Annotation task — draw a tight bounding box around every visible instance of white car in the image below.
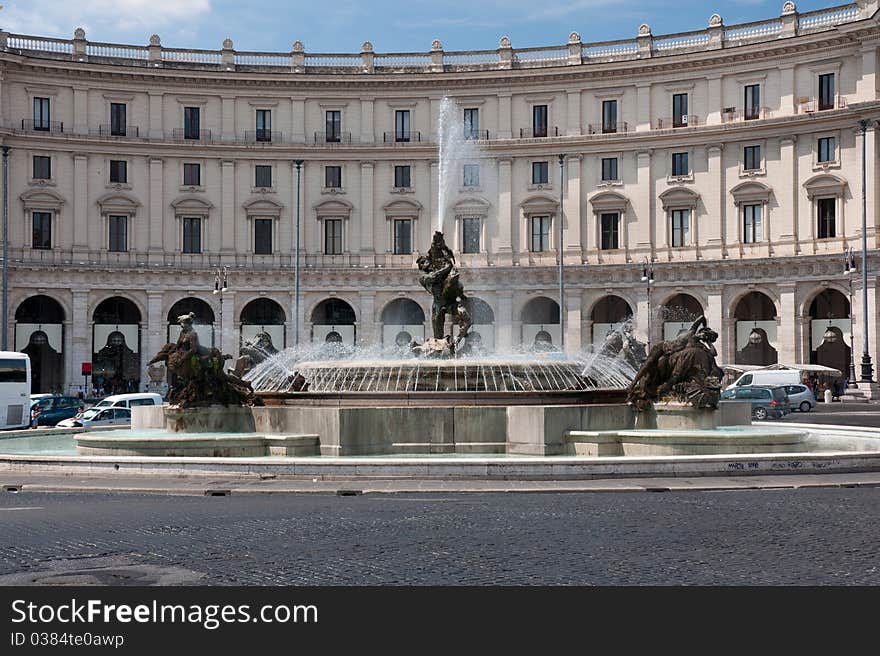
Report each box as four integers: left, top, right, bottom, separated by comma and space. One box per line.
783, 384, 816, 412
57, 406, 131, 429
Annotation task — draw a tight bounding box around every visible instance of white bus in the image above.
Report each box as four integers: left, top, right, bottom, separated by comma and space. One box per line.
0, 352, 31, 429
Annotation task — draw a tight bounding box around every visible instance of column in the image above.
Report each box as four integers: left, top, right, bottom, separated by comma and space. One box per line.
145, 291, 164, 388
148, 92, 163, 139
706, 285, 725, 362
360, 98, 374, 144
358, 291, 377, 345
70, 290, 90, 395
566, 90, 581, 136
497, 93, 512, 140
634, 286, 651, 347
221, 160, 235, 254
704, 144, 724, 258
706, 75, 722, 126
73, 154, 88, 254
778, 283, 797, 364
221, 95, 235, 141
778, 136, 798, 250
564, 290, 582, 354
221, 292, 236, 369
291, 98, 305, 143
147, 157, 166, 259
496, 290, 513, 351
73, 86, 88, 134
633, 150, 653, 251
496, 158, 513, 264
564, 154, 582, 264
635, 83, 651, 132
359, 162, 375, 264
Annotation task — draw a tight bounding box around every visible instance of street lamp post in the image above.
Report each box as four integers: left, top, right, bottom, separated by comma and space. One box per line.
845, 247, 858, 388
212, 265, 228, 351
294, 160, 304, 347
641, 257, 654, 351
858, 120, 875, 383
558, 154, 565, 351
2, 145, 9, 351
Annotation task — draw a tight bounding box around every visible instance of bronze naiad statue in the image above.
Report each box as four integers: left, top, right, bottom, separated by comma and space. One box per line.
232, 331, 279, 379
148, 312, 259, 407
413, 231, 472, 357
626, 316, 724, 411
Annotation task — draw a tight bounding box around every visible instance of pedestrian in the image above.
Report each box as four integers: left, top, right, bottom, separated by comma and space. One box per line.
30, 404, 41, 429
832, 379, 841, 402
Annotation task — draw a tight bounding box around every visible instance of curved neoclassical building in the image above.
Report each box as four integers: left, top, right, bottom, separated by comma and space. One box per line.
3, 1, 880, 394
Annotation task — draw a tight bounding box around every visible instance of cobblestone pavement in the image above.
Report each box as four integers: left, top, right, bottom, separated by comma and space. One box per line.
0, 489, 878, 585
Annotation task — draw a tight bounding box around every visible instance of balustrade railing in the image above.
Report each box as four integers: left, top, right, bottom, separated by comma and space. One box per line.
96, 124, 140, 137
314, 131, 352, 144
244, 129, 283, 143
655, 116, 700, 129
21, 119, 64, 133
519, 126, 559, 138
383, 131, 421, 143
588, 122, 629, 135
170, 128, 213, 141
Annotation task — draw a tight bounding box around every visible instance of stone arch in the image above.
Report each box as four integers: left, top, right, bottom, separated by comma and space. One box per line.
91, 295, 143, 394
380, 297, 426, 347
659, 292, 705, 342
732, 291, 778, 366
806, 287, 851, 379
167, 297, 215, 325
520, 296, 560, 349
588, 295, 633, 347
241, 297, 287, 349
15, 295, 66, 393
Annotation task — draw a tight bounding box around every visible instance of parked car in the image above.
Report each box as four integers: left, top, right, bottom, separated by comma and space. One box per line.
719, 385, 790, 420
783, 384, 815, 413
90, 392, 163, 410
727, 369, 803, 390
57, 406, 131, 429
29, 394, 82, 426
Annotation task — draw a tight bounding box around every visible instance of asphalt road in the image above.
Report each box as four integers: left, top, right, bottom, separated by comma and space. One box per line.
781, 401, 880, 427
0, 489, 878, 585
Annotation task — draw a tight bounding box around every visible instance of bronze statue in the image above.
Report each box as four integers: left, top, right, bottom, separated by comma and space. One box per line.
232, 330, 278, 378
148, 312, 258, 407
626, 316, 724, 411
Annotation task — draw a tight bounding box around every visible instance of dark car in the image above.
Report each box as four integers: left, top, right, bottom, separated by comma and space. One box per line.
29, 395, 82, 426
719, 385, 790, 420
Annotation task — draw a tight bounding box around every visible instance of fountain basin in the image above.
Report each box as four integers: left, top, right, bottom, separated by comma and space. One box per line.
76, 429, 319, 457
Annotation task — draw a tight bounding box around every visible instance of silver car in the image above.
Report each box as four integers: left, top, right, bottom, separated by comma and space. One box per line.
784, 384, 815, 413
57, 406, 131, 429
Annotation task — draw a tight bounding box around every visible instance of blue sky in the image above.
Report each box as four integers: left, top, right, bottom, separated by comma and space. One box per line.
0, 0, 844, 52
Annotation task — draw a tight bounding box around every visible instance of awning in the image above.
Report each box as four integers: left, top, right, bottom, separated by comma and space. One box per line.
719, 363, 843, 376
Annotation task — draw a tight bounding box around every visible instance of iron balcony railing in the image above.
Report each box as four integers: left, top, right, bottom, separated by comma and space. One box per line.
383, 131, 421, 143
463, 129, 489, 140
721, 107, 770, 122
655, 115, 700, 129
171, 128, 213, 141
519, 126, 559, 138
97, 124, 140, 137
314, 131, 352, 144
588, 121, 629, 134
21, 119, 64, 133
245, 129, 283, 143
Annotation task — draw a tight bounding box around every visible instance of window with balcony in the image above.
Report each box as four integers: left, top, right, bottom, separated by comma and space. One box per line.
394, 165, 411, 189
462, 217, 481, 253
743, 145, 761, 171
33, 156, 51, 180
254, 218, 272, 255
255, 165, 272, 188
33, 97, 50, 131
108, 215, 128, 252
183, 163, 201, 186
744, 85, 760, 120
531, 161, 549, 185
672, 93, 688, 127
464, 108, 479, 139
183, 107, 201, 139
324, 218, 343, 254
602, 100, 618, 133
532, 105, 548, 137
529, 215, 551, 252
817, 198, 836, 238
743, 204, 762, 243
109, 160, 127, 184
110, 103, 127, 136
325, 110, 341, 143
819, 73, 835, 111
256, 109, 272, 142
671, 152, 688, 177
395, 110, 411, 142
393, 219, 412, 255
463, 164, 480, 187
818, 137, 836, 163
671, 209, 689, 247
325, 166, 342, 189
32, 212, 51, 250
600, 213, 619, 250
601, 157, 618, 182
182, 217, 202, 253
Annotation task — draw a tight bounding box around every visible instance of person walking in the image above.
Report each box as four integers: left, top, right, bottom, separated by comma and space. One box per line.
30, 404, 41, 429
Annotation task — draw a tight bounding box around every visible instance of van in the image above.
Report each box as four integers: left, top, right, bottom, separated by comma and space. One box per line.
90, 392, 164, 410
727, 369, 803, 390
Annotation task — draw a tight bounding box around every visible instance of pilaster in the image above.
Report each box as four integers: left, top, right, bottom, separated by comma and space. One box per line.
72, 86, 89, 135
566, 90, 581, 136
145, 291, 164, 387
563, 154, 582, 263
778, 282, 798, 364
148, 157, 164, 258
496, 158, 513, 264
148, 92, 163, 139
495, 290, 513, 351
73, 154, 88, 253
221, 160, 235, 254
497, 93, 511, 140
359, 162, 375, 262
70, 290, 90, 396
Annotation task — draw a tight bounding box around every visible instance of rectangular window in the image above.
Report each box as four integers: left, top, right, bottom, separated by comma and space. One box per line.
602, 100, 617, 133
743, 204, 762, 243
743, 145, 761, 171
671, 209, 689, 247
818, 137, 836, 163
32, 212, 51, 250
532, 105, 548, 137
184, 107, 200, 139
109, 160, 127, 184
817, 198, 836, 238
325, 165, 342, 189
464, 108, 479, 139
110, 103, 127, 135
108, 215, 128, 252
324, 219, 343, 254
254, 218, 273, 255
255, 109, 271, 141
462, 217, 481, 254
325, 110, 341, 142
33, 97, 50, 130
395, 110, 411, 141
463, 164, 480, 187
601, 157, 618, 182
182, 217, 202, 253
819, 73, 835, 111
532, 161, 549, 185
600, 213, 619, 250
33, 156, 51, 180
529, 216, 551, 252
393, 219, 412, 255
255, 165, 272, 188
671, 152, 688, 177
744, 85, 760, 120
394, 165, 411, 189
673, 93, 688, 127
183, 163, 201, 186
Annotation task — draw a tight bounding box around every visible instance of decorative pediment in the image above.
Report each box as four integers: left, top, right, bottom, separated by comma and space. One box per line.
96, 192, 141, 216
520, 193, 558, 215
453, 195, 491, 217
20, 188, 65, 211
588, 191, 629, 213
730, 181, 772, 205
170, 195, 213, 216
382, 198, 423, 217
803, 173, 847, 199
314, 199, 353, 216
242, 197, 284, 217
659, 186, 700, 211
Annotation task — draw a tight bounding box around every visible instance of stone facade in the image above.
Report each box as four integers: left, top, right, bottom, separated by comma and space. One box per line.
3, 2, 880, 393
